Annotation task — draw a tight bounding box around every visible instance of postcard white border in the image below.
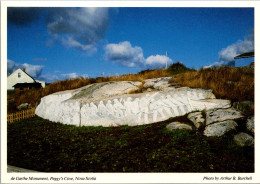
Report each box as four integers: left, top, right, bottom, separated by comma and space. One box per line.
1, 1, 259, 183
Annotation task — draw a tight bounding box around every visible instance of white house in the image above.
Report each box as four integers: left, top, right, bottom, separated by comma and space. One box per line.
7, 68, 45, 90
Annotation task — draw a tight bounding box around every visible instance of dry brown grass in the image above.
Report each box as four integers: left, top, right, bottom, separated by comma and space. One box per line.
9, 63, 254, 113
172, 66, 254, 102
10, 69, 171, 111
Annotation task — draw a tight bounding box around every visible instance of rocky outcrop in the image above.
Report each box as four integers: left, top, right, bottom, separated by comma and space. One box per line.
203, 120, 238, 137
166, 122, 192, 131
36, 78, 231, 127
17, 103, 31, 110
246, 116, 254, 134
206, 108, 243, 125
36, 77, 254, 147
143, 77, 173, 91
233, 132, 254, 147
187, 112, 205, 129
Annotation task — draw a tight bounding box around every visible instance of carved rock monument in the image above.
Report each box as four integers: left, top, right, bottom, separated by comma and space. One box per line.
36, 78, 231, 127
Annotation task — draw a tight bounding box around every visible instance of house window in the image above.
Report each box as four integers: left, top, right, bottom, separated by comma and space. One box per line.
18, 73, 21, 78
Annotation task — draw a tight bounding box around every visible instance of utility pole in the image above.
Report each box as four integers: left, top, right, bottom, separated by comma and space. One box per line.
165, 51, 168, 69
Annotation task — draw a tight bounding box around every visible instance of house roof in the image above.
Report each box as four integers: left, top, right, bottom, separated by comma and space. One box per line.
13, 82, 42, 88
234, 52, 254, 59
8, 68, 36, 82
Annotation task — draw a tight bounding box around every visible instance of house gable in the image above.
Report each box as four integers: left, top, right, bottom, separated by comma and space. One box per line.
7, 68, 36, 90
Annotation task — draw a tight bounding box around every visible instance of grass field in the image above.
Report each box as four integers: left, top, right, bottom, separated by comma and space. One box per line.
8, 116, 254, 172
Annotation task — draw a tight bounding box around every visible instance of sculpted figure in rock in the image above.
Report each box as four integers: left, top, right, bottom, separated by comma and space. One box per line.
97, 101, 108, 117
124, 97, 133, 116
113, 99, 125, 118
105, 100, 114, 115
88, 102, 98, 119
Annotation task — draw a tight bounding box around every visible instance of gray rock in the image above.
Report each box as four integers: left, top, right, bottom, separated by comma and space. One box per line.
187, 112, 205, 129
143, 77, 172, 90
206, 108, 243, 125
246, 116, 254, 133
203, 120, 238, 137
190, 99, 231, 111
17, 103, 29, 110
166, 122, 192, 131
233, 101, 254, 115
146, 88, 152, 92
233, 132, 254, 147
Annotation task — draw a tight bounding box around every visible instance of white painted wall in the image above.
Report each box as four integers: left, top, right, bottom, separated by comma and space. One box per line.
7, 68, 35, 90
36, 80, 46, 88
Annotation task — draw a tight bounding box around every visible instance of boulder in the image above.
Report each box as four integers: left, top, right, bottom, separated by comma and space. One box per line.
166, 122, 192, 131
233, 101, 254, 115
187, 112, 205, 129
36, 79, 231, 127
233, 132, 254, 147
203, 120, 238, 137
17, 103, 30, 110
246, 116, 254, 134
206, 108, 243, 125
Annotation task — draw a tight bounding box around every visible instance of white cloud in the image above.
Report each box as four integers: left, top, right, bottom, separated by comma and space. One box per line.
204, 31, 254, 68
38, 74, 60, 83
105, 41, 172, 69
105, 41, 145, 67
47, 7, 109, 52
7, 59, 44, 79
81, 74, 89, 78
7, 59, 89, 83
218, 33, 254, 62
61, 72, 78, 79
61, 37, 97, 52
146, 55, 172, 68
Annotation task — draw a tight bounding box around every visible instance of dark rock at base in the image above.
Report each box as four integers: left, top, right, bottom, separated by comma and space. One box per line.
206, 108, 243, 125
233, 101, 254, 115
233, 132, 254, 147
187, 112, 205, 129
203, 120, 238, 137
246, 116, 254, 134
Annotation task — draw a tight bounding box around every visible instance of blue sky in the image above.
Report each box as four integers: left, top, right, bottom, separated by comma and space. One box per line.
7, 7, 254, 83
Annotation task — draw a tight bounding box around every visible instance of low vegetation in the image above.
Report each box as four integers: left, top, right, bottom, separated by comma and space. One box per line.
172, 64, 254, 102
8, 62, 254, 112
8, 116, 254, 172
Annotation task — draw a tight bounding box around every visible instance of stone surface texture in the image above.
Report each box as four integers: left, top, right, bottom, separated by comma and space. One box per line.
166, 122, 192, 131
187, 112, 205, 129
233, 132, 254, 147
143, 77, 172, 90
203, 120, 238, 137
36, 78, 231, 127
206, 108, 243, 125
246, 116, 254, 133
